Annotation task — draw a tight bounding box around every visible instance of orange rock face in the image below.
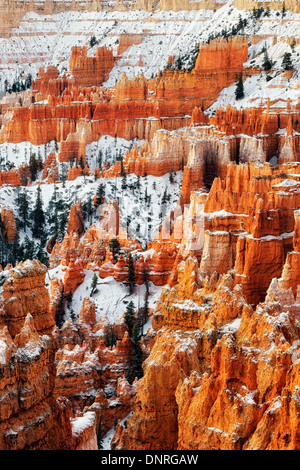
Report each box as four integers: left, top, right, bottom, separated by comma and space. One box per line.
67, 202, 85, 237
69, 46, 115, 88
63, 259, 85, 297
42, 152, 59, 183
0, 35, 251, 152
200, 162, 300, 304
112, 256, 300, 450
0, 207, 16, 243
0, 313, 75, 450
1, 259, 54, 338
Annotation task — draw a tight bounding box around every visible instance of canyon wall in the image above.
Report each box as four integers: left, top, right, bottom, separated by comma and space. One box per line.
0, 260, 74, 450
112, 254, 300, 450
0, 0, 226, 38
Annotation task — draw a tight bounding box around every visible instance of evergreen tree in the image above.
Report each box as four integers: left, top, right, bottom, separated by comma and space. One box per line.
235, 75, 245, 100
82, 196, 94, 224
79, 156, 85, 171
97, 149, 103, 169
55, 286, 65, 329
36, 242, 48, 266
127, 253, 135, 295
29, 153, 39, 181
281, 52, 293, 70
11, 231, 20, 264
95, 182, 105, 206
265, 5, 271, 16
142, 291, 149, 326
17, 189, 30, 231
124, 300, 135, 337
175, 56, 183, 70
104, 325, 117, 349
136, 175, 141, 191
91, 272, 98, 295
23, 235, 34, 259
58, 205, 69, 242
291, 38, 296, 52
162, 187, 168, 204
121, 173, 127, 191
262, 49, 273, 71
121, 157, 127, 190
120, 157, 126, 177
143, 267, 150, 295
0, 236, 7, 267
32, 185, 45, 240
169, 172, 174, 184
48, 185, 59, 239
60, 163, 68, 187
90, 35, 97, 48
128, 322, 143, 382
109, 237, 120, 262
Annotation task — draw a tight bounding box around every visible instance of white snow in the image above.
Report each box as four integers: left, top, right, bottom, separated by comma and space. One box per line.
66, 270, 163, 324
0, 339, 8, 365
71, 410, 96, 437
220, 318, 241, 335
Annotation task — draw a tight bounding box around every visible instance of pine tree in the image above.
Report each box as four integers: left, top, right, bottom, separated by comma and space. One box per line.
235, 75, 245, 100
129, 322, 143, 382
17, 189, 30, 231
60, 163, 68, 187
97, 149, 103, 169
109, 237, 120, 262
79, 156, 85, 171
32, 186, 45, 240
282, 52, 293, 70
11, 231, 20, 264
83, 196, 94, 224
162, 187, 168, 204
265, 5, 270, 16
91, 272, 98, 295
29, 153, 39, 181
121, 157, 127, 190
143, 291, 149, 324
124, 300, 135, 337
90, 35, 97, 48
95, 183, 105, 206
48, 185, 59, 239
58, 208, 69, 242
23, 235, 34, 259
143, 267, 149, 295
136, 175, 141, 191
291, 38, 296, 52
104, 325, 117, 349
55, 286, 65, 329
175, 56, 183, 70
262, 49, 273, 71
127, 253, 135, 295
0, 236, 7, 267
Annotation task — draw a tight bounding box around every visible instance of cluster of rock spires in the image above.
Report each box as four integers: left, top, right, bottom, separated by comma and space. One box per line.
1, 0, 300, 451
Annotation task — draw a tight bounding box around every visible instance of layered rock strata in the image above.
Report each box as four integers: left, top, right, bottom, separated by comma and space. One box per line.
112, 256, 300, 450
